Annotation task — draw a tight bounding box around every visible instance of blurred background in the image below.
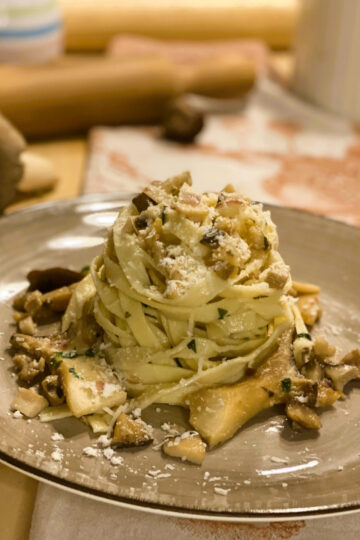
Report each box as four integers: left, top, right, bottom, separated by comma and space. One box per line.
1, 1, 360, 539
1, 0, 359, 226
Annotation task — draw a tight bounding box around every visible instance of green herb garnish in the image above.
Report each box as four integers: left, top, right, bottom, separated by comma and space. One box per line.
218, 308, 228, 320
296, 332, 312, 341
187, 339, 196, 353
161, 207, 167, 225
281, 378, 291, 393
69, 367, 81, 379
81, 265, 90, 273
125, 311, 131, 319
49, 356, 62, 369
263, 236, 270, 250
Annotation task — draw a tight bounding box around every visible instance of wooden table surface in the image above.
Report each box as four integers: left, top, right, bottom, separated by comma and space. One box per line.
3, 137, 87, 540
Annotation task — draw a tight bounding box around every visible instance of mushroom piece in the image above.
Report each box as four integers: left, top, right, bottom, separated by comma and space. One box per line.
324, 364, 360, 392
162, 97, 204, 144
27, 267, 83, 293
10, 333, 67, 363
13, 353, 45, 382
313, 337, 336, 359
162, 432, 206, 464
301, 358, 324, 383
285, 399, 322, 429
112, 413, 153, 448
11, 387, 48, 418
18, 315, 36, 336
41, 375, 65, 406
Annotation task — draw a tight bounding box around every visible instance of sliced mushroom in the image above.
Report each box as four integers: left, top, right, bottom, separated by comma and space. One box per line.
18, 315, 36, 335
13, 353, 45, 382
132, 192, 156, 213
301, 358, 324, 383
285, 399, 322, 429
340, 349, 360, 366
292, 281, 320, 295
112, 412, 153, 447
11, 387, 48, 418
316, 384, 341, 408
313, 337, 336, 359
162, 432, 206, 464
10, 333, 68, 363
41, 375, 65, 406
324, 364, 360, 392
27, 267, 83, 293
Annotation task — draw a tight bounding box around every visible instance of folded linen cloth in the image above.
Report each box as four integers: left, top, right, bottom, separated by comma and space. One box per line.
30, 483, 360, 540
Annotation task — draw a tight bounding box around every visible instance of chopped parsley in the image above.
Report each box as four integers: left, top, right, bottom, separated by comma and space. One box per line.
85, 348, 95, 357
263, 236, 270, 250
161, 207, 167, 225
218, 308, 228, 320
281, 378, 291, 393
49, 356, 62, 369
69, 367, 81, 379
125, 311, 131, 319
81, 265, 90, 273
296, 332, 312, 341
187, 339, 197, 353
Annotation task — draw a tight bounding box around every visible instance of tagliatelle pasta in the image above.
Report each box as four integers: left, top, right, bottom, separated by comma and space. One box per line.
86, 172, 307, 411
13, 172, 357, 464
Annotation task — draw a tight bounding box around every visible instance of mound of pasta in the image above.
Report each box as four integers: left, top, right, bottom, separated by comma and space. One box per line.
89, 172, 298, 406
10, 173, 360, 464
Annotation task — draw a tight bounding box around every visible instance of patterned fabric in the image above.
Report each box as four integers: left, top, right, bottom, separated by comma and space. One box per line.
84, 78, 360, 227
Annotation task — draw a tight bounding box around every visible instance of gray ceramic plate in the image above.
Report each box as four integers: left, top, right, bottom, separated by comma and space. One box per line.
0, 194, 360, 521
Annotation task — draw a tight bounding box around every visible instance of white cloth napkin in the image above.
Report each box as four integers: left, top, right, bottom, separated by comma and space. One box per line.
30, 483, 360, 540
30, 77, 360, 539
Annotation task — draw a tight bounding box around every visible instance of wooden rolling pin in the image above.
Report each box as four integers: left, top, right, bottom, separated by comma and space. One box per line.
59, 0, 299, 51
0, 54, 255, 138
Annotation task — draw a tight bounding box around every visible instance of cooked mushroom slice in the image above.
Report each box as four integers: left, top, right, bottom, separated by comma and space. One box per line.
340, 349, 360, 366
285, 399, 321, 429
112, 413, 153, 447
23, 290, 43, 317
188, 379, 272, 447
42, 285, 74, 312
313, 337, 336, 359
291, 281, 320, 295
301, 358, 324, 383
132, 192, 156, 213
324, 364, 360, 392
10, 333, 68, 363
316, 384, 341, 408
162, 432, 206, 464
297, 295, 322, 326
27, 267, 83, 293
41, 375, 65, 406
18, 315, 36, 336
13, 353, 45, 382
11, 387, 48, 418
